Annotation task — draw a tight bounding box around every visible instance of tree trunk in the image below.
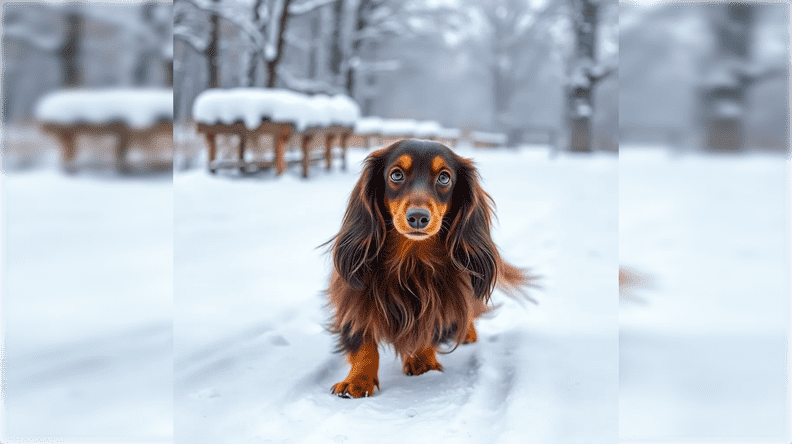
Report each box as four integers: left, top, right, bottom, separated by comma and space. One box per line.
703, 3, 752, 152
330, 0, 344, 86
60, 10, 82, 87
165, 60, 173, 87
566, 0, 598, 152
308, 9, 321, 79
491, 59, 511, 132
362, 66, 375, 116
133, 5, 153, 85
246, 0, 264, 87
205, 0, 220, 88
266, 0, 293, 88
345, 0, 367, 97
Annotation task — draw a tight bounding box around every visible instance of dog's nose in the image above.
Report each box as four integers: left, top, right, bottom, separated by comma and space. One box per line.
406, 209, 431, 230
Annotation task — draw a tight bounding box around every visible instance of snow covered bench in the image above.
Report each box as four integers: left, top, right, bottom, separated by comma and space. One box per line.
471, 131, 508, 148
436, 127, 461, 149
192, 89, 359, 177
348, 117, 460, 149
350, 117, 384, 148
379, 119, 420, 146
35, 88, 174, 172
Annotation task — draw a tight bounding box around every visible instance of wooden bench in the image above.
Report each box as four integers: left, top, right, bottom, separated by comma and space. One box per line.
347, 132, 381, 149
197, 120, 352, 177
471, 131, 508, 148
42, 119, 173, 172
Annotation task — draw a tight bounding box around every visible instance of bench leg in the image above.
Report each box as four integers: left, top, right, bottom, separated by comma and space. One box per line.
301, 134, 311, 178
206, 133, 217, 173
340, 134, 349, 171
276, 134, 286, 175
238, 130, 246, 173
57, 130, 77, 172
325, 134, 333, 170
114, 124, 130, 173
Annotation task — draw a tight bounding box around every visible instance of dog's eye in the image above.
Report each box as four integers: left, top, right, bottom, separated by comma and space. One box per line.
390, 169, 404, 182
437, 172, 451, 185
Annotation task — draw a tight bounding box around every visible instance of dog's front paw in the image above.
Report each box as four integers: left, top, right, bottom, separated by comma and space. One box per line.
331, 374, 379, 398
462, 328, 478, 344
403, 355, 443, 376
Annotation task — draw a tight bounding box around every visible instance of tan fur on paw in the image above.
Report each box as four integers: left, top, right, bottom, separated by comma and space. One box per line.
331, 374, 379, 398
403, 347, 443, 376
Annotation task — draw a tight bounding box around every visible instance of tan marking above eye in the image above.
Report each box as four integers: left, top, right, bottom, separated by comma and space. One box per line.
397, 155, 413, 171
431, 156, 446, 173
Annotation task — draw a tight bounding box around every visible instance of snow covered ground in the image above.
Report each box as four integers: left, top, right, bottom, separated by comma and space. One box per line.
2, 170, 173, 441
3, 144, 786, 443
619, 147, 790, 440
174, 144, 619, 443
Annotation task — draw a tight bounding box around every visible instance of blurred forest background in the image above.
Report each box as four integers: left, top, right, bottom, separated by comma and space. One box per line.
174, 0, 619, 151
1, 0, 788, 160
3, 2, 173, 118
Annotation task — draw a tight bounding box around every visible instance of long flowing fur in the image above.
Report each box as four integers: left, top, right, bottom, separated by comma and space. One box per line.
326, 146, 537, 358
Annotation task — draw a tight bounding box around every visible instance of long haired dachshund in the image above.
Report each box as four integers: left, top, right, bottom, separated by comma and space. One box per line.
325, 139, 535, 398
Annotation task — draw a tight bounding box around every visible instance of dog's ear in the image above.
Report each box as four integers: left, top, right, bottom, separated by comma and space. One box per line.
332, 149, 388, 289
446, 157, 499, 301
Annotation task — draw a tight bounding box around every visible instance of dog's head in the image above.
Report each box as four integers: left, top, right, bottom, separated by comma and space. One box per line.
333, 139, 498, 299
380, 140, 460, 240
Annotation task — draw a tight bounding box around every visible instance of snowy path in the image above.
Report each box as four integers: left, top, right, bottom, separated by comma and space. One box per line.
174, 146, 618, 443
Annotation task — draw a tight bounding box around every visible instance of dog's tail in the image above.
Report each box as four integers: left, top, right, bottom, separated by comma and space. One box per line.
495, 259, 541, 305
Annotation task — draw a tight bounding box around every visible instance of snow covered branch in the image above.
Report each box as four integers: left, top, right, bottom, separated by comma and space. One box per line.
174, 26, 209, 53
289, 0, 337, 16
2, 24, 62, 52
178, 0, 268, 49
277, 68, 344, 95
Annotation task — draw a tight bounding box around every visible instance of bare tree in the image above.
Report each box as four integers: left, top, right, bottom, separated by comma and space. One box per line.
700, 3, 786, 151
329, 0, 345, 85
60, 7, 84, 87
132, 2, 173, 87
176, 0, 297, 89
343, 0, 458, 113
475, 0, 563, 140
267, 0, 293, 87
565, 0, 616, 152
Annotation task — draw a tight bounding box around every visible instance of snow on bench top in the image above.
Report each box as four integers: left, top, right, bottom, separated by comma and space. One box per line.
414, 120, 442, 138
471, 131, 508, 145
35, 88, 173, 129
354, 116, 384, 134
379, 119, 419, 135
355, 117, 459, 139
192, 88, 360, 131
437, 127, 461, 139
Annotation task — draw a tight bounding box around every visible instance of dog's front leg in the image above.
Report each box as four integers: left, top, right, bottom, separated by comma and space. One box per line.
403, 345, 444, 375
331, 337, 380, 398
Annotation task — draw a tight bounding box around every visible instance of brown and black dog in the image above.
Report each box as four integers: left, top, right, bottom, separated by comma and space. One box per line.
325, 139, 535, 398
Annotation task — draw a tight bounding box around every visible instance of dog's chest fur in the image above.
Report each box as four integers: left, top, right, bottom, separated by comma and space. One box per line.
367, 231, 472, 352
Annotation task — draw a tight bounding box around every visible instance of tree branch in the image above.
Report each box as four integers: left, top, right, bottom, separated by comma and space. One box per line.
174, 26, 208, 53
278, 68, 343, 95
178, 0, 267, 49
289, 0, 337, 16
